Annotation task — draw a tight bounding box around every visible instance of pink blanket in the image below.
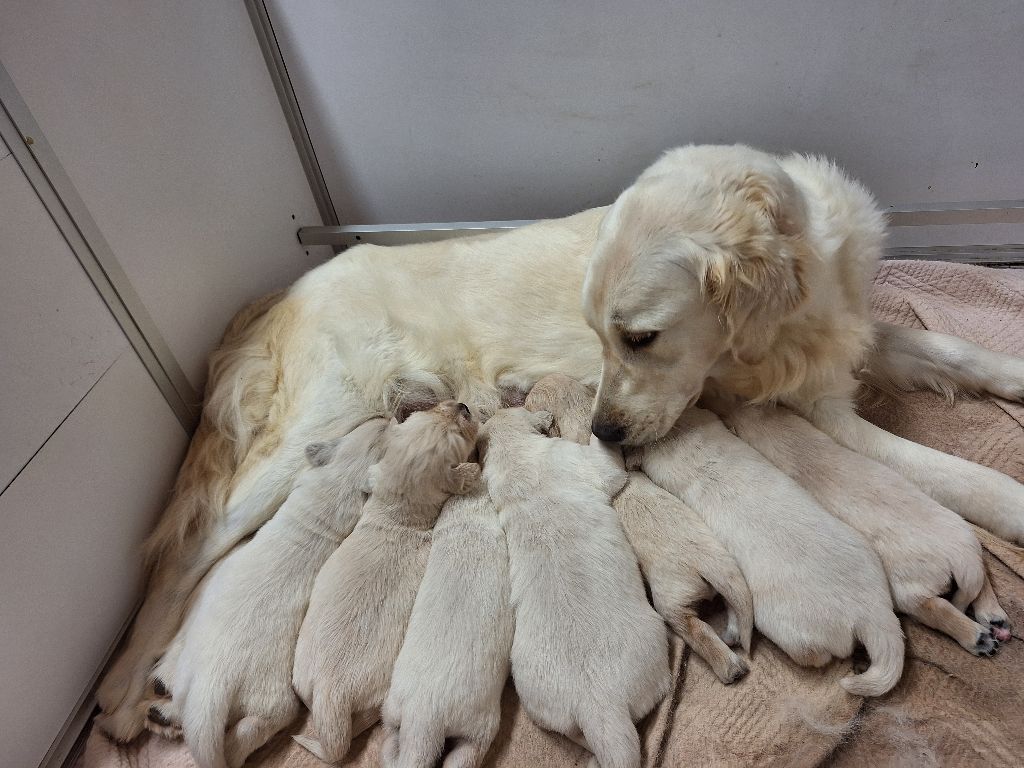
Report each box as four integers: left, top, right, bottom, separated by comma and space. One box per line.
76, 261, 1024, 768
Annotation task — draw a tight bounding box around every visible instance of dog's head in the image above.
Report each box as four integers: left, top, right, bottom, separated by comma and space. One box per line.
582, 144, 809, 446
369, 399, 480, 497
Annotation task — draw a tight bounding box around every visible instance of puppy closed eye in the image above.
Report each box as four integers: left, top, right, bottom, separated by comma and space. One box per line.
622, 331, 658, 350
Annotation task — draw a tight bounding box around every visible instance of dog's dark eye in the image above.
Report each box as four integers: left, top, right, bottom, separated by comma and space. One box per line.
622, 331, 658, 350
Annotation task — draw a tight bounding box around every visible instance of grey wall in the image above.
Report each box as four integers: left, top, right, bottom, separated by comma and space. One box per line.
268, 0, 1024, 238
0, 0, 331, 389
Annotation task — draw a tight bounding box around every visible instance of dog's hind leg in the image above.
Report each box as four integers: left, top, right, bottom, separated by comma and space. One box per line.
865, 323, 1024, 403
911, 596, 1000, 656
806, 398, 1024, 545
442, 739, 490, 768
671, 612, 749, 685
970, 576, 1012, 642
225, 708, 297, 768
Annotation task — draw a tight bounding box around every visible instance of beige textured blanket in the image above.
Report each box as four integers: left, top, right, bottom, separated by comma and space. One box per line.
77, 261, 1024, 768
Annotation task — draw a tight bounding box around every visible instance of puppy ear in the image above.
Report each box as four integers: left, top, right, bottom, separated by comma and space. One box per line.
443, 462, 482, 495
529, 410, 554, 435
304, 439, 339, 468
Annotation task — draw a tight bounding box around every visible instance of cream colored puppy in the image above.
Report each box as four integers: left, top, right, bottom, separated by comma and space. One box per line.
480, 407, 670, 768
727, 404, 1010, 654
526, 374, 754, 684
641, 407, 905, 697
293, 401, 480, 764
168, 418, 386, 768
382, 483, 513, 768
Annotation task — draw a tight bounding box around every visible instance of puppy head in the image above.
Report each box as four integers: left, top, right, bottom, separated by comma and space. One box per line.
582, 144, 809, 446
524, 374, 595, 446
477, 407, 553, 459
369, 400, 480, 498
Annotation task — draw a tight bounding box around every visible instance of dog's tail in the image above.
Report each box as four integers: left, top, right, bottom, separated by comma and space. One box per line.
293, 689, 354, 764
696, 547, 754, 653
182, 679, 232, 768
840, 614, 905, 697
142, 290, 291, 570
580, 705, 641, 768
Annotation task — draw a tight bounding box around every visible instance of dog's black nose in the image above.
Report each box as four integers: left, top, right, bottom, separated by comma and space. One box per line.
592, 419, 626, 443
457, 402, 471, 417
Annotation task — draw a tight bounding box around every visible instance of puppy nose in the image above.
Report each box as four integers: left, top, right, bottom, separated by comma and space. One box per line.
591, 419, 626, 443
457, 402, 471, 418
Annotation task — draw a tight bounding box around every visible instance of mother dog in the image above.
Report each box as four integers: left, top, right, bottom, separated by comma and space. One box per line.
97, 144, 1024, 738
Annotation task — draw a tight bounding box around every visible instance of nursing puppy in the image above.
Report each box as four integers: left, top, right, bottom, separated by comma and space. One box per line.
168, 418, 386, 768
641, 407, 905, 697
382, 483, 513, 768
526, 374, 754, 684
727, 404, 1011, 654
481, 407, 670, 768
293, 401, 480, 764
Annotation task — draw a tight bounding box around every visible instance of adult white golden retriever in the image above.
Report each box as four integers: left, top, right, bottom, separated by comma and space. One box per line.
96, 143, 1024, 739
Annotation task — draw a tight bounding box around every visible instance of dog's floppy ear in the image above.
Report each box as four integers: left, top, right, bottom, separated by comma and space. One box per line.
734, 169, 806, 238
443, 462, 482, 495
304, 439, 339, 468
529, 410, 554, 435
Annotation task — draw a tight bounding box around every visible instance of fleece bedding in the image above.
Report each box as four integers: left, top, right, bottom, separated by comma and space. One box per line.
75, 260, 1024, 768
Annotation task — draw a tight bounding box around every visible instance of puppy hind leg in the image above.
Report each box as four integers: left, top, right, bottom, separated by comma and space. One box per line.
392, 717, 445, 768
579, 706, 641, 768
970, 577, 1012, 642
293, 690, 354, 764
225, 709, 296, 768
911, 596, 1000, 656
442, 739, 490, 768
671, 612, 748, 685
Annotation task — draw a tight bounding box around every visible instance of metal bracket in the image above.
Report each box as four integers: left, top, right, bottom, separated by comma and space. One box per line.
296, 201, 1024, 258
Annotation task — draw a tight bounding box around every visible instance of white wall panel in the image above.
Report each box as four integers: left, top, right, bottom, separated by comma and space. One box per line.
268, 0, 1024, 233
0, 1, 331, 389
0, 142, 128, 491
0, 352, 187, 768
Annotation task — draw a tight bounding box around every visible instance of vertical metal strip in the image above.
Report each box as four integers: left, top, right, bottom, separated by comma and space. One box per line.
0, 62, 199, 432
245, 0, 340, 226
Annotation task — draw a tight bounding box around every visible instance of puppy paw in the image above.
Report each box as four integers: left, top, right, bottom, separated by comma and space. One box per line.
987, 618, 1013, 644
969, 628, 1001, 657
718, 653, 750, 685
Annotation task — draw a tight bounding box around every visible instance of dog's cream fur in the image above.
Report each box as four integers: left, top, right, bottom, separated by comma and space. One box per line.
641, 407, 905, 697
381, 483, 513, 768
481, 407, 670, 768
526, 374, 754, 684
158, 418, 386, 768
726, 404, 1011, 653
97, 144, 1024, 736
292, 401, 479, 764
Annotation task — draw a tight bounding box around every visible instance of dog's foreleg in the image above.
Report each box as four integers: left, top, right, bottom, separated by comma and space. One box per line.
866, 322, 1024, 402
805, 398, 1024, 545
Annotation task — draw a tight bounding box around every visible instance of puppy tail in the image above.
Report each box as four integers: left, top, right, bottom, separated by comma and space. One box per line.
182, 682, 231, 768
949, 549, 986, 613
698, 550, 754, 653
840, 615, 905, 698
293, 689, 353, 764
580, 706, 641, 768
